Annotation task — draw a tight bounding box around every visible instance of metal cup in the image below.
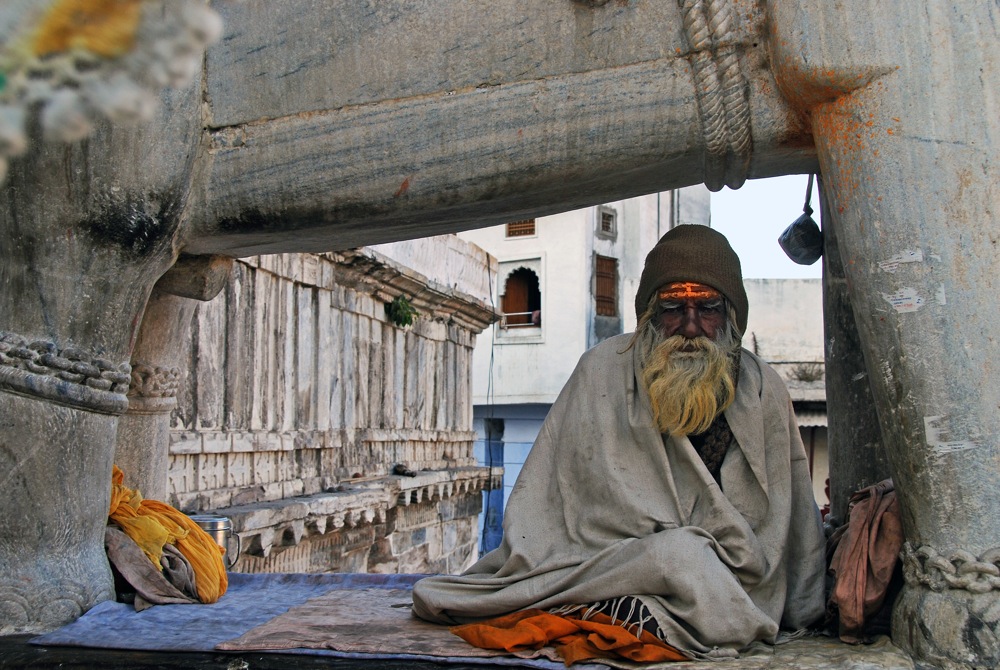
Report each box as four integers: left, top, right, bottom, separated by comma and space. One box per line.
188, 514, 240, 569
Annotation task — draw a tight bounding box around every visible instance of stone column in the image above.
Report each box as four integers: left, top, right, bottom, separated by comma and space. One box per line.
0, 203, 177, 634
771, 2, 1000, 666
114, 256, 232, 501
820, 180, 891, 525
0, 82, 201, 632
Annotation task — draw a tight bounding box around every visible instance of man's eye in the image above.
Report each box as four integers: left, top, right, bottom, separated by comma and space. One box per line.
659, 302, 683, 314
698, 302, 724, 315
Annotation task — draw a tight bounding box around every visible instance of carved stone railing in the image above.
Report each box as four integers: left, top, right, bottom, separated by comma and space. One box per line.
217, 467, 500, 560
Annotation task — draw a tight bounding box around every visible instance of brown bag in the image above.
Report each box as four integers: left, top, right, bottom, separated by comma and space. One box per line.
826, 479, 904, 643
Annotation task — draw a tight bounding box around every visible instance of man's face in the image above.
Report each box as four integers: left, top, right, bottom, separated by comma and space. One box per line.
655, 282, 726, 342
637, 284, 737, 436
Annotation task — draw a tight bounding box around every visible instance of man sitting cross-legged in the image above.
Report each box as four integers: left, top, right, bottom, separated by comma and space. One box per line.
412, 225, 826, 661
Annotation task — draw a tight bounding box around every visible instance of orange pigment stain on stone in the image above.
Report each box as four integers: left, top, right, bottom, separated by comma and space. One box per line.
394, 177, 411, 198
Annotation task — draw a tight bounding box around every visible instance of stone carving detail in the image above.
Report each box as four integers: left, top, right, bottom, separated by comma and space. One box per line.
128, 363, 181, 399
679, 0, 752, 191
225, 468, 499, 560
0, 331, 131, 414
0, 577, 112, 634
902, 541, 1000, 593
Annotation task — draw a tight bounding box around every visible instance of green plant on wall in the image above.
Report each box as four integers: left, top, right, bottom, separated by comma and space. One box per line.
387, 295, 418, 328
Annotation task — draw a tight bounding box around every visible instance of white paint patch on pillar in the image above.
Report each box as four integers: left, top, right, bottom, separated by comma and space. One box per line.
924, 415, 979, 456
880, 360, 894, 387
878, 249, 924, 273
882, 287, 924, 312
935, 284, 947, 305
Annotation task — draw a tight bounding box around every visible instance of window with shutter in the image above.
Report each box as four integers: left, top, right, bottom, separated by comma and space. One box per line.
595, 255, 617, 317
501, 267, 541, 327
505, 219, 536, 238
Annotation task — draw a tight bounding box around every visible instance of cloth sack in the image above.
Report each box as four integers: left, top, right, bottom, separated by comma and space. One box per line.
108, 465, 229, 604
826, 479, 904, 643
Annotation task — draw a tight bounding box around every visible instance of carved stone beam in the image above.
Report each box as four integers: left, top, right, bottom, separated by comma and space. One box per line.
183, 0, 812, 257
152, 254, 235, 302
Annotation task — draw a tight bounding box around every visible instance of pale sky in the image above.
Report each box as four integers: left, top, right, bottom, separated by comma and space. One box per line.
710, 175, 823, 279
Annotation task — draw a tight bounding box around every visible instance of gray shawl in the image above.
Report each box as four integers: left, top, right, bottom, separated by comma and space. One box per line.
412, 334, 826, 656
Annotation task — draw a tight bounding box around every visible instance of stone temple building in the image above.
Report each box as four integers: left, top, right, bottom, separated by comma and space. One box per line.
132, 235, 501, 575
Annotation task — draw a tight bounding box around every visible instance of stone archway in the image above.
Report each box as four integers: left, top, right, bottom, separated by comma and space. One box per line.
1, 1, 998, 665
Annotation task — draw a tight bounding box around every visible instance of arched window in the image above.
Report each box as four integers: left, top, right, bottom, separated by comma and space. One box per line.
501, 267, 541, 328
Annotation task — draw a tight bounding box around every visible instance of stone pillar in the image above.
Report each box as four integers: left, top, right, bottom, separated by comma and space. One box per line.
0, 360, 125, 634
0, 216, 176, 634
820, 180, 891, 525
0, 81, 201, 632
771, 2, 1000, 666
114, 256, 232, 501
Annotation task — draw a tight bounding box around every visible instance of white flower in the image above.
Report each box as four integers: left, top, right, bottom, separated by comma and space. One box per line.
0, 0, 225, 182
0, 106, 28, 157
84, 73, 156, 123
41, 89, 93, 143
164, 53, 201, 87
181, 3, 224, 46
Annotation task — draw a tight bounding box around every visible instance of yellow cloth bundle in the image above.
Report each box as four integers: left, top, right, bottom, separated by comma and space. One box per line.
108, 465, 228, 603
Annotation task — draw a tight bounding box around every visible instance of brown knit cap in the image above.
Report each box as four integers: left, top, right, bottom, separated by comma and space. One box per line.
634, 225, 748, 333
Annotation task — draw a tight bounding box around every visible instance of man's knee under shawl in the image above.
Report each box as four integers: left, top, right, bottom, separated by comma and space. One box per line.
412, 334, 825, 658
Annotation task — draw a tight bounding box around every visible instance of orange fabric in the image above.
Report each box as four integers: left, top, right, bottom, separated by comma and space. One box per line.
108, 466, 186, 567
108, 465, 228, 603
140, 499, 229, 603
33, 0, 143, 58
451, 609, 689, 666
658, 282, 721, 301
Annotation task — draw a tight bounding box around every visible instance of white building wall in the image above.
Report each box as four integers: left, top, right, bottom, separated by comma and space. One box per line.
460, 208, 591, 406
742, 278, 824, 363
460, 185, 712, 407
742, 278, 828, 510
458, 187, 713, 555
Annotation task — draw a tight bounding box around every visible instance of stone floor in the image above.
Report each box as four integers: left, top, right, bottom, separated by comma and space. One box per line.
0, 633, 925, 669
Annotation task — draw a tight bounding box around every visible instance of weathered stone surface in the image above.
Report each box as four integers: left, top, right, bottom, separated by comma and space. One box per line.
769, 3, 1000, 665
220, 474, 489, 577
0, 395, 116, 635
160, 248, 492, 516
893, 586, 999, 670
1, 2, 998, 666
821, 188, 891, 522
183, 0, 807, 257
216, 468, 493, 564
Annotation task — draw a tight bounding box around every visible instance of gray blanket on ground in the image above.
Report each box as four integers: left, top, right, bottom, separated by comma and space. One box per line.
29, 572, 914, 669
412, 335, 826, 658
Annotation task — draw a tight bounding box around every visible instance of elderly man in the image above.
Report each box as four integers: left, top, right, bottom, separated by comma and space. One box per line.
412, 225, 826, 659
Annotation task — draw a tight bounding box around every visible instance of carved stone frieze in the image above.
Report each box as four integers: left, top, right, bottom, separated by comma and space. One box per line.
128, 363, 182, 399
678, 0, 752, 191
902, 542, 1000, 593
324, 249, 498, 333
218, 467, 499, 560
0, 332, 131, 415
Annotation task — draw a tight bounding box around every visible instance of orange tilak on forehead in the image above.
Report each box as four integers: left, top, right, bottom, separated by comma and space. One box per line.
657, 282, 721, 301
